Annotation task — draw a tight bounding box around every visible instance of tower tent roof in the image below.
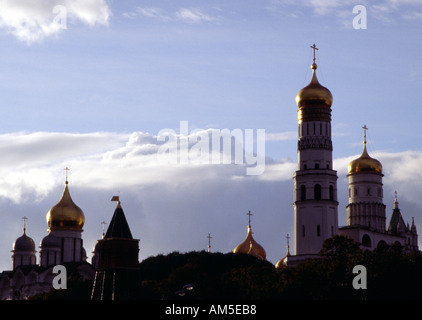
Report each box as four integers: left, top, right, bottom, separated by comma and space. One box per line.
104, 202, 133, 239
387, 193, 408, 234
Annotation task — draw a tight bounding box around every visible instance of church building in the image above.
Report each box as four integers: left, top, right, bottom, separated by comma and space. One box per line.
277, 45, 418, 267
0, 177, 95, 299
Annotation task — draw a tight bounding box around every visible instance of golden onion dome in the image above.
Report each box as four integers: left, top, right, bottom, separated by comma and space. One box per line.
348, 143, 383, 174
46, 181, 85, 231
296, 63, 333, 108
233, 225, 266, 260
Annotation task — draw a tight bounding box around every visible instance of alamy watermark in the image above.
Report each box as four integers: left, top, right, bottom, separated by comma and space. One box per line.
156, 121, 266, 175
352, 265, 367, 290
52, 264, 67, 290
353, 5, 367, 30
52, 5, 67, 30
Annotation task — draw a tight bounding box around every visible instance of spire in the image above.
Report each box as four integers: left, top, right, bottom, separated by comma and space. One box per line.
388, 191, 408, 234
285, 233, 291, 257
105, 196, 133, 239
394, 190, 399, 209
101, 221, 107, 239
362, 125, 368, 146
247, 210, 253, 227
310, 43, 318, 68
64, 167, 70, 185
22, 216, 28, 235
207, 233, 212, 253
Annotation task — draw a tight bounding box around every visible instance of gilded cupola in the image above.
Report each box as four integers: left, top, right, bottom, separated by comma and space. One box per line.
46, 179, 85, 231
295, 45, 333, 124
233, 211, 266, 260
296, 63, 333, 109
348, 127, 383, 175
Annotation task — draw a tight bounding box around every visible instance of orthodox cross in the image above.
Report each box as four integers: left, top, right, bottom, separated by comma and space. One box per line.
310, 43, 318, 64
285, 233, 291, 256
362, 125, 368, 144
247, 210, 253, 227
22, 216, 28, 234
64, 167, 70, 184
207, 233, 212, 253
101, 221, 107, 238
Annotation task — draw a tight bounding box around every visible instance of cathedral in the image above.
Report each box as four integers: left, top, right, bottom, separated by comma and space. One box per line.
0, 178, 95, 299
275, 45, 418, 267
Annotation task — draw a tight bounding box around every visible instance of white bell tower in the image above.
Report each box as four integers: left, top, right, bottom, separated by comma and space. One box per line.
293, 45, 339, 255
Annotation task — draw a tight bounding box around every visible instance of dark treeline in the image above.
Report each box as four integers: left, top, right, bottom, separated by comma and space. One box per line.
32, 236, 422, 300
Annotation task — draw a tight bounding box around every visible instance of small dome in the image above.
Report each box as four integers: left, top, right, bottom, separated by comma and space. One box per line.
13, 232, 36, 252
233, 225, 266, 260
296, 64, 333, 108
40, 233, 61, 248
348, 143, 382, 174
46, 182, 85, 231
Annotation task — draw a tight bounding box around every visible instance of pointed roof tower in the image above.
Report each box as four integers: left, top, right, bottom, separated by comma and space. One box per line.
91, 196, 140, 300
387, 191, 408, 234
104, 196, 133, 239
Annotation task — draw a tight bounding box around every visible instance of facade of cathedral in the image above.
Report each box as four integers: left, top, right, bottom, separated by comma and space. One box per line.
0, 180, 95, 300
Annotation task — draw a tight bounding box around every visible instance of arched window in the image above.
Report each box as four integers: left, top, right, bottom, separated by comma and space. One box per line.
314, 184, 322, 200
362, 234, 371, 247
300, 185, 306, 201
329, 185, 334, 201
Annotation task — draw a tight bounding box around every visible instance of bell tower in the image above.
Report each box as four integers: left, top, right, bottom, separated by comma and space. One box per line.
293, 45, 339, 255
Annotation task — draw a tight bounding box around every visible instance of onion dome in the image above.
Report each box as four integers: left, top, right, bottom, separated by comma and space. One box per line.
296, 63, 333, 109
46, 181, 85, 231
233, 225, 266, 260
13, 230, 36, 252
348, 142, 382, 175
40, 233, 61, 248
276, 234, 291, 269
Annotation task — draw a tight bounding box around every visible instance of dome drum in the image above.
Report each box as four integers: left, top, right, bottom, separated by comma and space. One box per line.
298, 106, 332, 123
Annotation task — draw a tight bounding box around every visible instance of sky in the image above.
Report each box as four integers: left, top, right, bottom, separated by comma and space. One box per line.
1, 0, 422, 271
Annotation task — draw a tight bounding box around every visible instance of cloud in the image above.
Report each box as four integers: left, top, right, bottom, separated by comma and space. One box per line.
0, 130, 421, 272
0, 0, 111, 44
175, 8, 215, 23
126, 6, 216, 24
265, 131, 296, 142
269, 0, 422, 26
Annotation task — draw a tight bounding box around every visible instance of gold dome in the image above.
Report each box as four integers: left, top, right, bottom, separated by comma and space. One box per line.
296, 63, 333, 108
348, 143, 383, 174
46, 182, 85, 231
233, 225, 266, 260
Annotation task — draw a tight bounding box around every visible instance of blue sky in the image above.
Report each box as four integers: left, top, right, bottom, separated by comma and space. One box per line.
0, 0, 422, 271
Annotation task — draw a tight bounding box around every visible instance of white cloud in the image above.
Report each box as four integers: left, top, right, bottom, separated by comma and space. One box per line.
0, 0, 111, 44
127, 6, 216, 24
175, 8, 215, 23
265, 131, 296, 141
0, 130, 421, 271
